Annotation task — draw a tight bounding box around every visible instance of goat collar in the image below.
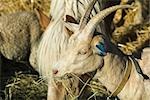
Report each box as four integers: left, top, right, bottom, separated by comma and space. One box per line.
108, 57, 132, 98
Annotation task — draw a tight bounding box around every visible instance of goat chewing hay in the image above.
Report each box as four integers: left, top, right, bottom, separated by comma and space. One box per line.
1, 0, 149, 99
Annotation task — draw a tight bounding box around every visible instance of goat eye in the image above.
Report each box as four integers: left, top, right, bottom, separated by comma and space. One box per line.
79, 49, 88, 55
79, 47, 90, 55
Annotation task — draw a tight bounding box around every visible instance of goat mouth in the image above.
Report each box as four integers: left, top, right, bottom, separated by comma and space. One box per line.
53, 73, 74, 81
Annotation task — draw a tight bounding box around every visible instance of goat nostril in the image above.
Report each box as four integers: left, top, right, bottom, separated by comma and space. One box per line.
53, 69, 58, 74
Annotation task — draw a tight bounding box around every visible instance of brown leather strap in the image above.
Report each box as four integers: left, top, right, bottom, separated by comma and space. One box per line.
108, 57, 132, 97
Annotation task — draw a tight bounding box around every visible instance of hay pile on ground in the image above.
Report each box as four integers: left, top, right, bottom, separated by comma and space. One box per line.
4, 73, 47, 100
4, 73, 111, 100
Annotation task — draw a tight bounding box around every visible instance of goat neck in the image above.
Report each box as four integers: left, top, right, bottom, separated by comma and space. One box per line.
93, 39, 127, 90
93, 44, 149, 100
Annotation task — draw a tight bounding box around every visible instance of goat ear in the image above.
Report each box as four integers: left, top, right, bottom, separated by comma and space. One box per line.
35, 8, 51, 31
65, 15, 78, 24
91, 35, 107, 56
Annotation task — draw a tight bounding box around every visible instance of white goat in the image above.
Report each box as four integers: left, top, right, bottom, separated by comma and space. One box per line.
53, 4, 150, 100
0, 1, 103, 99
37, 0, 132, 99
38, 0, 106, 99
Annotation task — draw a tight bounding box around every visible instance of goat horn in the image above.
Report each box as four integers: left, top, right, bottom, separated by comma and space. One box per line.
81, 5, 132, 40
79, 0, 97, 30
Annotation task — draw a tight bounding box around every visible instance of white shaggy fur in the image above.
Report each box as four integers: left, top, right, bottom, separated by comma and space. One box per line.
37, 0, 105, 99
37, 0, 104, 80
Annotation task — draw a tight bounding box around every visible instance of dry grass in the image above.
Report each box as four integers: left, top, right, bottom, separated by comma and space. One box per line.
0, 0, 50, 16
4, 73, 110, 100
4, 73, 47, 100
117, 22, 150, 55
112, 0, 150, 55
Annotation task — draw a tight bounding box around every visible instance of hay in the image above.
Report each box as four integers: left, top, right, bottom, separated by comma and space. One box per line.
4, 73, 47, 100
4, 73, 109, 100
0, 0, 50, 16
112, 0, 150, 55
117, 22, 150, 55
